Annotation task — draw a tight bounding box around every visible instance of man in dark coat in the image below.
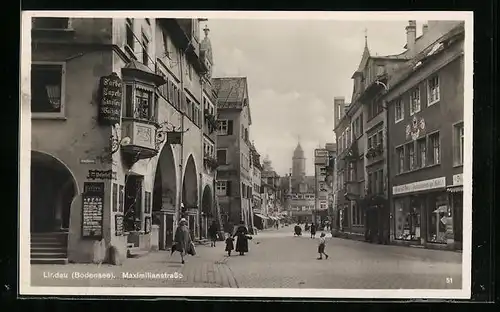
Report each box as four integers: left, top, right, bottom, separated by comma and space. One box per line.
310, 223, 317, 239
208, 220, 218, 247
233, 220, 250, 255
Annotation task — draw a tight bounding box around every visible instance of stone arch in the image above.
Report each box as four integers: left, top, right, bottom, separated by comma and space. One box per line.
31, 150, 78, 233
201, 185, 214, 217
153, 144, 177, 215
181, 154, 198, 211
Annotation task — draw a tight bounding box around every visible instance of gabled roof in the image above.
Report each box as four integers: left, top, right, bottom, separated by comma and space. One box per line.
213, 76, 252, 125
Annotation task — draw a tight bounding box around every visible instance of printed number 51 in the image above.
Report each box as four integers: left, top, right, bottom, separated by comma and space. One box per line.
446, 277, 453, 284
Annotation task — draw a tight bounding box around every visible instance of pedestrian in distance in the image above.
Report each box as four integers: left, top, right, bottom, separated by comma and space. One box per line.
234, 220, 251, 255
208, 220, 218, 247
173, 218, 193, 264
225, 233, 234, 256
310, 223, 317, 239
317, 232, 329, 260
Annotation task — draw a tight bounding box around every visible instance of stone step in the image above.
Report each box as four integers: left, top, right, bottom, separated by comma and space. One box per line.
31, 246, 66, 253
31, 258, 68, 265
31, 252, 67, 259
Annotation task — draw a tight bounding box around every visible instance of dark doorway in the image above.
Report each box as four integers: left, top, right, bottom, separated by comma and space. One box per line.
31, 152, 76, 233
124, 174, 143, 232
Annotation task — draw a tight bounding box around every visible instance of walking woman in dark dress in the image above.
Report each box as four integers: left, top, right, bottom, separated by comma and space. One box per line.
233, 220, 250, 255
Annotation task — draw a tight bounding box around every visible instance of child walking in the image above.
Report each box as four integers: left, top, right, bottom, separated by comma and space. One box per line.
225, 233, 234, 256
317, 232, 329, 260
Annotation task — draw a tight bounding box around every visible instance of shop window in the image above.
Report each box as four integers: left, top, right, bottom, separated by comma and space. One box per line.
31, 63, 65, 118
394, 197, 421, 241
123, 84, 156, 122
427, 194, 450, 244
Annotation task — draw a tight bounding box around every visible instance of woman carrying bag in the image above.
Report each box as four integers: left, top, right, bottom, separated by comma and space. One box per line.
233, 220, 251, 256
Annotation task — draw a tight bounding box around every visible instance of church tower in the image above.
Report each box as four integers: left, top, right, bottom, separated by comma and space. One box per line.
292, 139, 306, 178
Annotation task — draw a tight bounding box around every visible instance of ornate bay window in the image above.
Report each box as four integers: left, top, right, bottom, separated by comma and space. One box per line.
120, 60, 166, 163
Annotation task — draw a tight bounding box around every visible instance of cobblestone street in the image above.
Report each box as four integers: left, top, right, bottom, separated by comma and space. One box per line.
31, 226, 462, 289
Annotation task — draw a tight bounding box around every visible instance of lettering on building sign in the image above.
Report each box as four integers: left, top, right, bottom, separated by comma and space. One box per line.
115, 214, 124, 236
98, 73, 123, 125
87, 169, 117, 180
393, 177, 446, 195
82, 182, 104, 240
405, 116, 426, 141
80, 159, 97, 164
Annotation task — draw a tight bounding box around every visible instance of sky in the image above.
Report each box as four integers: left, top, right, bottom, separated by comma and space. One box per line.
207, 19, 424, 176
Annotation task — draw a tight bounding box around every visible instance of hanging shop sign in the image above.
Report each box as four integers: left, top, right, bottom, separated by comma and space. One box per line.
405, 115, 426, 141
99, 72, 123, 125
314, 149, 328, 165
166, 131, 182, 145
82, 182, 105, 240
392, 177, 446, 195
115, 214, 124, 236
452, 173, 463, 186
87, 169, 117, 180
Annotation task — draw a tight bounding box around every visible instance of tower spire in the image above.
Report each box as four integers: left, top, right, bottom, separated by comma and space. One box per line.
364, 28, 368, 48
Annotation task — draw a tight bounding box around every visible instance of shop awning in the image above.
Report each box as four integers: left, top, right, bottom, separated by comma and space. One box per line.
447, 185, 463, 193
254, 213, 269, 220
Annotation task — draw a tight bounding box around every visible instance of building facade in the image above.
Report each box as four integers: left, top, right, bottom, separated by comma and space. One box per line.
213, 77, 253, 230
386, 22, 464, 250
30, 17, 215, 264
314, 148, 331, 224
250, 144, 264, 230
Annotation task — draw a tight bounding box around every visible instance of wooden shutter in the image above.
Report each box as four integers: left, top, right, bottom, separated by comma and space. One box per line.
227, 120, 233, 135
226, 181, 232, 196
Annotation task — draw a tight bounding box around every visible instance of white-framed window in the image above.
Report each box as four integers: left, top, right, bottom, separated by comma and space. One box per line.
216, 149, 227, 165
125, 18, 135, 56
203, 139, 215, 157
427, 75, 440, 106
395, 99, 404, 123
417, 138, 427, 168
31, 62, 66, 119
218, 119, 228, 135
409, 87, 421, 115
429, 132, 441, 165
216, 181, 227, 196
320, 202, 327, 210
141, 31, 150, 66
396, 146, 405, 173
453, 122, 464, 166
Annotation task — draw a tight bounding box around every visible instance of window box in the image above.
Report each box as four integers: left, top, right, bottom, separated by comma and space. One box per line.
204, 109, 218, 134
204, 153, 219, 170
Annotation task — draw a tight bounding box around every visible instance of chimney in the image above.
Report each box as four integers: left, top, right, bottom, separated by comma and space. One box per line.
422, 24, 429, 35
405, 20, 417, 55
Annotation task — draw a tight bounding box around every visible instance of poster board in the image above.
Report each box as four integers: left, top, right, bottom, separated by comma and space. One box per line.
81, 182, 104, 240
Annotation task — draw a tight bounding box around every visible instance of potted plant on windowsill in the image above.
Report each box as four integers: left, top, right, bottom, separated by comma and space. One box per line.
204, 153, 218, 170
204, 109, 218, 134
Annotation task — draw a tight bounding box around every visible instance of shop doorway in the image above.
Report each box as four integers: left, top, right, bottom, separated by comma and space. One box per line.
31, 151, 77, 233
124, 174, 143, 232
201, 185, 213, 239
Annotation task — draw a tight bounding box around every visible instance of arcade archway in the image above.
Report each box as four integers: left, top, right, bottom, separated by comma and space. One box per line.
182, 155, 198, 238
31, 151, 77, 233
201, 185, 214, 239
152, 144, 177, 248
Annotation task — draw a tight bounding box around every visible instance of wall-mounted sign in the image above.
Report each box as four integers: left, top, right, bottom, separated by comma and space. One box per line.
115, 214, 124, 236
453, 173, 463, 186
99, 72, 123, 125
393, 177, 446, 195
87, 169, 117, 180
80, 159, 96, 164
167, 131, 182, 144
405, 115, 426, 141
82, 182, 104, 240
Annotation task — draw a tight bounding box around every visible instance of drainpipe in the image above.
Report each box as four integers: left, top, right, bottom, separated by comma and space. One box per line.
176, 45, 185, 229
